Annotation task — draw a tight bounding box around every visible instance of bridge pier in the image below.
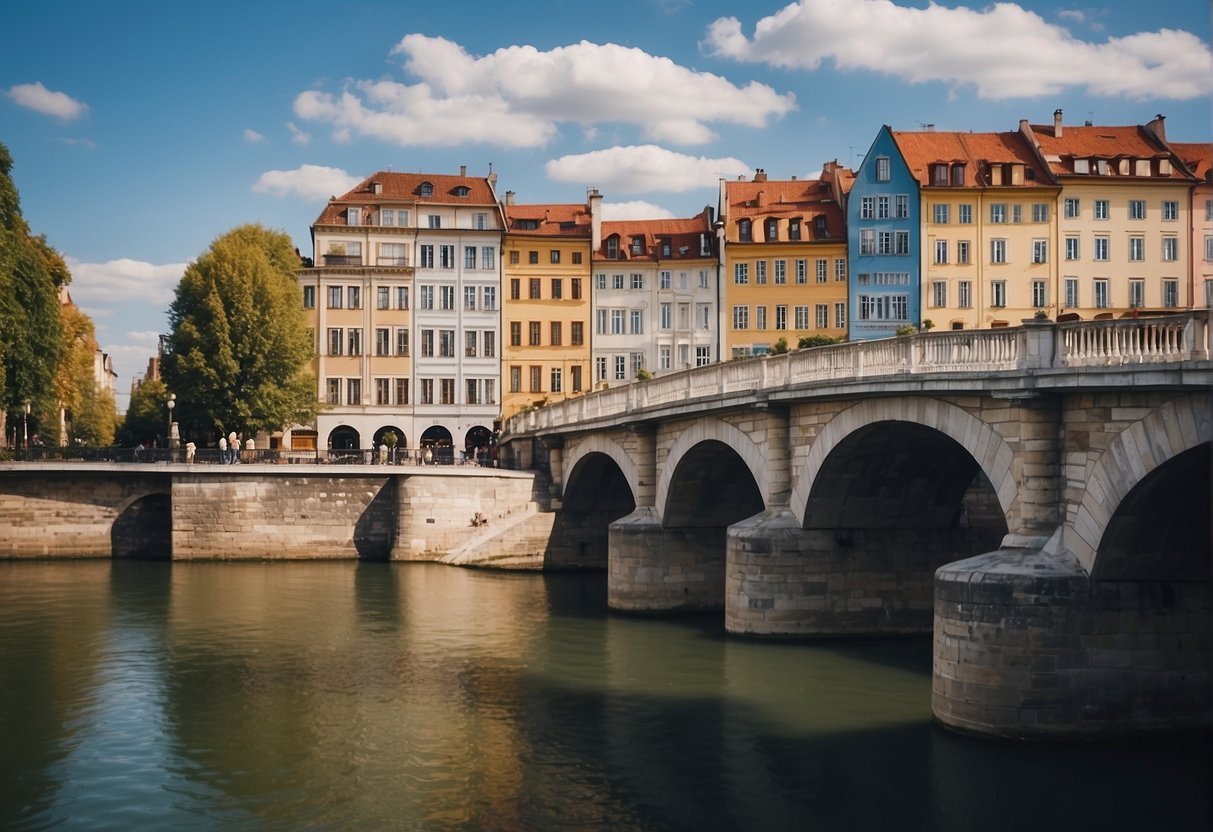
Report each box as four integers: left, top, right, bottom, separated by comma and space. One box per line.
933, 536, 1211, 739
608, 507, 725, 612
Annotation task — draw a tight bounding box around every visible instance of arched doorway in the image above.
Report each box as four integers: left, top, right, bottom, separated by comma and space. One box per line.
420, 425, 453, 465
465, 425, 492, 463
373, 426, 407, 464
328, 426, 360, 450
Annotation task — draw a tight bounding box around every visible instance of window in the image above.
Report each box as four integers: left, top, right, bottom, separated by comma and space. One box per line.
958, 280, 972, 309
931, 281, 947, 308
1161, 237, 1178, 262
738, 219, 752, 241
464, 246, 477, 269
1128, 237, 1144, 262
958, 203, 972, 224
1095, 200, 1109, 220
420, 245, 434, 268
1065, 198, 1080, 219
550, 322, 562, 346
956, 241, 970, 264
876, 156, 890, 182
796, 259, 807, 284
483, 331, 495, 358
1129, 279, 1145, 308
375, 328, 390, 356
465, 330, 478, 357
613, 274, 624, 290
347, 207, 361, 226
420, 379, 434, 405
1094, 279, 1109, 308
611, 310, 624, 334
1064, 278, 1078, 308
835, 303, 846, 329
433, 329, 450, 357
860, 229, 876, 255
347, 286, 361, 309
1163, 279, 1178, 308
326, 378, 341, 405
571, 321, 584, 346
990, 239, 1007, 264
464, 286, 478, 310
659, 271, 671, 290
895, 231, 909, 255
816, 259, 827, 283
1012, 204, 1022, 224
934, 240, 948, 265
756, 261, 767, 284
1207, 200, 1213, 221
990, 204, 1006, 224
551, 278, 563, 300
375, 378, 390, 406
438, 286, 454, 310
765, 218, 779, 241
427, 214, 441, 229
933, 204, 949, 224
631, 236, 644, 256
1094, 237, 1109, 261
1163, 201, 1178, 221
878, 231, 892, 255
328, 286, 343, 309
951, 165, 965, 186
755, 306, 767, 330
1207, 235, 1213, 261
347, 378, 361, 406
529, 278, 541, 300
991, 280, 1007, 307
932, 164, 948, 186
374, 286, 389, 310
570, 366, 582, 393
775, 305, 787, 330
1032, 203, 1049, 223
732, 305, 749, 329
794, 306, 810, 329
660, 303, 671, 330
631, 273, 644, 290
328, 328, 342, 356
789, 219, 801, 240
835, 259, 846, 282
528, 321, 541, 346
1066, 236, 1080, 261
630, 309, 644, 334
550, 250, 561, 264
303, 285, 316, 309
439, 378, 455, 405
734, 263, 749, 284
895, 194, 909, 218
1032, 239, 1048, 264
509, 322, 521, 347
878, 195, 891, 219
775, 260, 787, 284
1129, 200, 1146, 220
614, 356, 626, 380
549, 367, 563, 394
1032, 280, 1047, 308
815, 304, 829, 328
509, 366, 521, 393
396, 328, 409, 356
395, 378, 409, 405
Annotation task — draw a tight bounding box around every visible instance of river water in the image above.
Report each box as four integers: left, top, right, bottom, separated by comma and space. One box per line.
0, 560, 1208, 831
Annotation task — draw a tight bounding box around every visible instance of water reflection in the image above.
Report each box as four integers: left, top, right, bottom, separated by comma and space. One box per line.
0, 561, 1207, 831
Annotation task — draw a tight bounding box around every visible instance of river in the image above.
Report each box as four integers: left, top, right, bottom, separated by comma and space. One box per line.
0, 560, 1208, 831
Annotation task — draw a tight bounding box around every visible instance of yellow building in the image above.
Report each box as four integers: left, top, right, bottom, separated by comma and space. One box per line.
892, 129, 1058, 329
1021, 112, 1194, 318
1170, 142, 1212, 309
501, 191, 599, 421
719, 166, 851, 355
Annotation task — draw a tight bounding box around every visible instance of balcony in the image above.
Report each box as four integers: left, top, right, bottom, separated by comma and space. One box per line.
377, 256, 410, 267
323, 254, 363, 267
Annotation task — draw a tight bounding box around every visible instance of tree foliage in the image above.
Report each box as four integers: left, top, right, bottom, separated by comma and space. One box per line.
0, 142, 68, 439
162, 224, 316, 440
116, 377, 168, 448
54, 301, 117, 446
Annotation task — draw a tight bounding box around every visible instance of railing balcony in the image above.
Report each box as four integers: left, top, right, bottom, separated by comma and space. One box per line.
376, 256, 410, 267
323, 254, 363, 267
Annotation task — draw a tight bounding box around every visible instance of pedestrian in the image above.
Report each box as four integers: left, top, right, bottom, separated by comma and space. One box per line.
185, 441, 196, 464
378, 443, 387, 464
228, 431, 238, 464
219, 434, 227, 464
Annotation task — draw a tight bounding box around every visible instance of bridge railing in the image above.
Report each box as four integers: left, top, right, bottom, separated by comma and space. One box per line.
508, 311, 1209, 435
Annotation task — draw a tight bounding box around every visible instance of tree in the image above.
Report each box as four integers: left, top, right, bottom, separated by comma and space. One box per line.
55, 301, 118, 445
797, 334, 843, 349
162, 224, 316, 441
116, 377, 168, 448
771, 337, 789, 355
0, 142, 67, 441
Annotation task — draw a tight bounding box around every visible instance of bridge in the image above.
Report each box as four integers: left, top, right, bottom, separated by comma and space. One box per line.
501, 313, 1212, 740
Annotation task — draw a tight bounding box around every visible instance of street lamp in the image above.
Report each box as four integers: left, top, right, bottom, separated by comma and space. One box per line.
22, 400, 30, 450
166, 393, 176, 449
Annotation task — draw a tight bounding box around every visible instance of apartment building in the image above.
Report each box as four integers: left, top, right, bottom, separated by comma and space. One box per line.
893, 129, 1058, 329
501, 191, 598, 421
720, 167, 850, 354
1169, 142, 1212, 309
1020, 112, 1194, 317
592, 209, 718, 386
298, 168, 503, 455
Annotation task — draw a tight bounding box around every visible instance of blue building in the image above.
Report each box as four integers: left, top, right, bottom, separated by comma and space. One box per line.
847, 126, 921, 339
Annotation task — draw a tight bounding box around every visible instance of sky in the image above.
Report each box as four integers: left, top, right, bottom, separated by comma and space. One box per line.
2, 0, 1210, 410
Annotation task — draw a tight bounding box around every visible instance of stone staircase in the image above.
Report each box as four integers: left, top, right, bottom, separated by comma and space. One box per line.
438, 472, 556, 570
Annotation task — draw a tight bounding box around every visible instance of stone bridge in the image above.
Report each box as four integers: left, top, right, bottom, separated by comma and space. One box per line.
502, 314, 1212, 740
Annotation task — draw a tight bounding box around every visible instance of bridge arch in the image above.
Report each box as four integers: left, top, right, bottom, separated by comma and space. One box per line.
562, 435, 639, 505
790, 398, 1017, 531
657, 418, 767, 525
1073, 395, 1212, 577
112, 492, 172, 559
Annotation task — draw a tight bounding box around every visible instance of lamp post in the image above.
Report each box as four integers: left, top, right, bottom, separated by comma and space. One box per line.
167, 393, 176, 450
22, 400, 30, 450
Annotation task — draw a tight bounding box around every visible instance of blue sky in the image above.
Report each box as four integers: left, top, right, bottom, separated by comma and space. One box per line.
2, 0, 1209, 408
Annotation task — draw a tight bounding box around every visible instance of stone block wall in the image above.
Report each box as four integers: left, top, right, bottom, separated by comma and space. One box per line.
608, 507, 726, 612
393, 472, 542, 560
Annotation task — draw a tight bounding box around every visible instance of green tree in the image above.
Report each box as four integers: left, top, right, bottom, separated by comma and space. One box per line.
797, 334, 843, 349
54, 300, 117, 446
771, 337, 789, 355
0, 142, 67, 440
116, 377, 168, 448
162, 224, 316, 440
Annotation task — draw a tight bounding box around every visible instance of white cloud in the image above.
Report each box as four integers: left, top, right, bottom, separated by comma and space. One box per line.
702, 0, 1213, 100
1057, 9, 1086, 23
546, 145, 750, 193
252, 164, 360, 200
601, 201, 676, 220
243, 128, 266, 143
293, 35, 795, 148
287, 122, 312, 145
6, 82, 89, 120
66, 257, 184, 309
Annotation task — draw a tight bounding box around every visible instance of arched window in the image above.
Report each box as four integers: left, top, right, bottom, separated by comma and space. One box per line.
419, 181, 434, 197
738, 219, 752, 242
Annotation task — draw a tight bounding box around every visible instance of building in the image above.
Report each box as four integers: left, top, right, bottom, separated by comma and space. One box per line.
892, 128, 1058, 329
501, 190, 599, 421
592, 209, 718, 386
719, 167, 850, 356
1168, 141, 1212, 309
1019, 111, 1194, 318
848, 128, 921, 339
299, 168, 503, 456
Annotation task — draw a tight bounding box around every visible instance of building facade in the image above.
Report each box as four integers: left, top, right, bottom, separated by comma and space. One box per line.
300, 168, 503, 456
501, 191, 598, 421
719, 168, 850, 355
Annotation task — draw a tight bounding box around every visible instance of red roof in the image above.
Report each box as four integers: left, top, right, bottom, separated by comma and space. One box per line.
724, 176, 846, 240
313, 171, 498, 226
892, 129, 1051, 187
504, 202, 593, 237
1026, 123, 1190, 180
1170, 142, 1212, 181
597, 208, 715, 261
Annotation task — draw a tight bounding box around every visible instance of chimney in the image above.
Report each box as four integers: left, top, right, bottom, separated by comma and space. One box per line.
754, 168, 768, 182
756, 189, 766, 207
504, 190, 515, 206
459, 164, 467, 177
588, 187, 603, 251
1053, 109, 1063, 138
1145, 114, 1167, 143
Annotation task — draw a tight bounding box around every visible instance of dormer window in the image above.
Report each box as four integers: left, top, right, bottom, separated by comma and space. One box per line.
815, 216, 828, 237
454, 185, 470, 197
419, 181, 434, 197
1073, 159, 1090, 174
738, 219, 752, 242
951, 164, 965, 186
606, 235, 619, 259
631, 236, 644, 255
788, 219, 801, 240
660, 240, 671, 257
931, 164, 948, 186
347, 207, 362, 226
765, 218, 779, 241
